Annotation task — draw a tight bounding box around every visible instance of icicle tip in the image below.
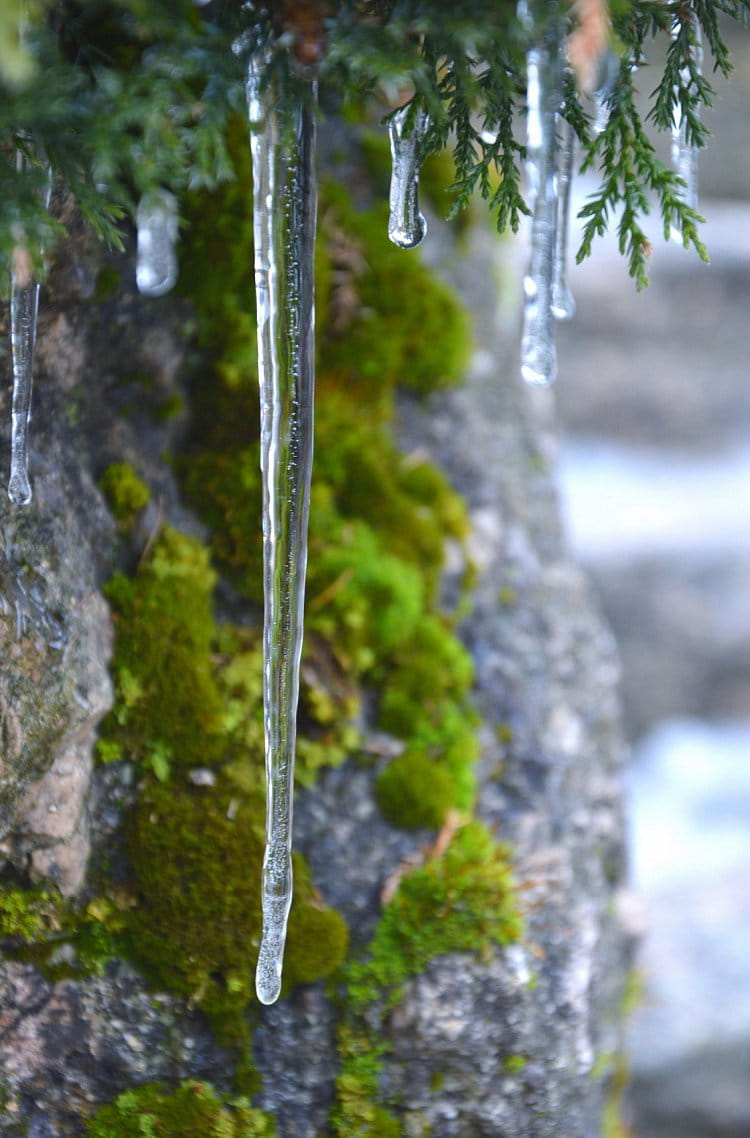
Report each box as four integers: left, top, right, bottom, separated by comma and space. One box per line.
8, 469, 32, 507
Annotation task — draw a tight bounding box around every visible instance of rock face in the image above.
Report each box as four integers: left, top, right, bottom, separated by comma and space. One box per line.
0, 181, 631, 1135
550, 39, 750, 1132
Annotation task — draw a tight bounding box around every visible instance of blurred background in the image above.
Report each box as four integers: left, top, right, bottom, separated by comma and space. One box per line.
547, 22, 750, 1138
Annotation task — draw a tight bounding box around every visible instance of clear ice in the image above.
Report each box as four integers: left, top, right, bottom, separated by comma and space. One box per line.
670, 16, 702, 242
551, 117, 576, 321
8, 151, 51, 507
591, 49, 620, 136
136, 189, 178, 297
248, 54, 318, 1006
388, 103, 429, 250
520, 16, 564, 385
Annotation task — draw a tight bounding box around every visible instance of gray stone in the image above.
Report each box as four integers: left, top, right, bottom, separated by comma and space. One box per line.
0, 169, 630, 1135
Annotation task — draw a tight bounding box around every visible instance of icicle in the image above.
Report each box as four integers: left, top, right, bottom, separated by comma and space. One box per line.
8, 150, 51, 507
520, 7, 565, 385
388, 103, 429, 250
591, 48, 620, 136
136, 189, 178, 297
670, 16, 702, 243
551, 117, 576, 321
248, 51, 318, 1007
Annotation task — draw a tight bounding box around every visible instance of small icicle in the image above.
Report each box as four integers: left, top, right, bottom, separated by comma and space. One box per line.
136, 189, 178, 297
670, 15, 702, 243
551, 118, 576, 321
520, 8, 565, 385
8, 150, 51, 507
591, 49, 620, 135
388, 103, 429, 250
248, 50, 318, 1006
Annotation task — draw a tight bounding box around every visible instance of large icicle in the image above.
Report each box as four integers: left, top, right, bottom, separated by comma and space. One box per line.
136, 189, 178, 297
551, 117, 576, 321
520, 5, 565, 385
8, 149, 51, 507
388, 103, 429, 249
670, 15, 702, 243
248, 52, 318, 1007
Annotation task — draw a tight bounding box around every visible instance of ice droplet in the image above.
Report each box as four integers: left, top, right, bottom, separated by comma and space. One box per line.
551, 117, 576, 321
388, 103, 429, 250
8, 150, 52, 507
520, 18, 564, 386
136, 189, 178, 297
249, 55, 318, 1006
670, 16, 702, 243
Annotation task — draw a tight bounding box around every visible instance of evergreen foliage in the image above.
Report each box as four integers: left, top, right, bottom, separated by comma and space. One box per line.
0, 0, 747, 284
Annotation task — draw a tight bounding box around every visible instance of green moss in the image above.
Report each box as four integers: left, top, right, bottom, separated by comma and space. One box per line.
285, 903, 349, 986
332, 822, 521, 1135
84, 1081, 275, 1138
0, 882, 134, 982
98, 462, 151, 524
98, 526, 224, 774
127, 780, 347, 1033
375, 752, 457, 830
347, 821, 520, 1010
503, 1054, 527, 1074
0, 885, 57, 939
319, 181, 471, 398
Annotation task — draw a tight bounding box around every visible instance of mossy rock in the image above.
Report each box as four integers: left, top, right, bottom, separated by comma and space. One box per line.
333, 822, 522, 1135
346, 821, 521, 1011
98, 462, 151, 524
84, 1080, 275, 1138
99, 526, 224, 774
375, 751, 457, 829
319, 181, 472, 398
127, 781, 347, 1028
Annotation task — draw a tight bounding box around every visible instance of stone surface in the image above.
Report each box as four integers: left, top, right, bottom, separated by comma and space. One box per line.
0, 169, 630, 1134
547, 28, 750, 1136
254, 224, 632, 1137
0, 959, 233, 1136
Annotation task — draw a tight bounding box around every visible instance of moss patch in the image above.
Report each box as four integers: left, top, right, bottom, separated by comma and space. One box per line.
332, 821, 522, 1135
98, 526, 224, 776
375, 751, 457, 829
126, 781, 348, 1034
98, 462, 151, 524
94, 523, 350, 1038
83, 1080, 275, 1138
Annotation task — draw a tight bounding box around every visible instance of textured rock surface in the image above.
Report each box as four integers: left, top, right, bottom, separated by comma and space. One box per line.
0, 186, 631, 1134
254, 228, 632, 1136
550, 37, 750, 1135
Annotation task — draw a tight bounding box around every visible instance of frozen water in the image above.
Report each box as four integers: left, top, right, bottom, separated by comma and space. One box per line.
249, 58, 318, 1005
136, 189, 178, 297
388, 103, 429, 250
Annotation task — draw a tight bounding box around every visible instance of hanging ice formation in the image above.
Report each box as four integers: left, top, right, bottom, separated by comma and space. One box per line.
247, 48, 318, 1006
136, 189, 179, 297
551, 118, 576, 321
670, 14, 702, 242
519, 3, 565, 385
388, 103, 430, 249
591, 48, 620, 135
8, 148, 52, 507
